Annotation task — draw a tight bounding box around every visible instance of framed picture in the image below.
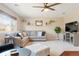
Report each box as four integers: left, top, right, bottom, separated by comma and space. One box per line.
35, 20, 43, 26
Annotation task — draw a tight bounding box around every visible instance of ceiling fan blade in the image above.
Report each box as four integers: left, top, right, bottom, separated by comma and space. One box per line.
48, 3, 61, 7
48, 8, 55, 11
41, 9, 45, 12
32, 6, 44, 8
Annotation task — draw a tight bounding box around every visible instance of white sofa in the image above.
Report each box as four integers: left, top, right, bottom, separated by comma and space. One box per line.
26, 31, 46, 41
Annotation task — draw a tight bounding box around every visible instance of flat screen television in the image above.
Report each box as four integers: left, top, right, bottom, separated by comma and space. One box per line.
65, 21, 78, 32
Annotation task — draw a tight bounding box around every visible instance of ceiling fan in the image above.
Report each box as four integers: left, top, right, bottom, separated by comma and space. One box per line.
32, 3, 61, 12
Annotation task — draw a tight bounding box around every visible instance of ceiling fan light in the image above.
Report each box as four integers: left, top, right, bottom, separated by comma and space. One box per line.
44, 8, 49, 11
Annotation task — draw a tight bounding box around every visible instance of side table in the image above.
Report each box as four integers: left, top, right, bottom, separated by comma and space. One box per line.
5, 36, 15, 44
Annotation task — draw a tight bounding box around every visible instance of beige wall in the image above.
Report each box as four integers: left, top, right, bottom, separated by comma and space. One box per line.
22, 17, 65, 34
21, 17, 65, 40
29, 10, 79, 40
64, 16, 79, 23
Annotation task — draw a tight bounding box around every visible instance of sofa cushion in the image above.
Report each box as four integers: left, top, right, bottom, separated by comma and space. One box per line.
25, 31, 46, 41
22, 31, 28, 37
37, 32, 42, 37
27, 31, 36, 36
42, 32, 46, 36
0, 44, 14, 53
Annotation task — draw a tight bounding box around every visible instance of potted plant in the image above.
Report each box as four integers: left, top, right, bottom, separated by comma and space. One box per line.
54, 27, 61, 40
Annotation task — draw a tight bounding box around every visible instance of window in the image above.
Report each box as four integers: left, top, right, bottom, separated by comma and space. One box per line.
0, 12, 17, 32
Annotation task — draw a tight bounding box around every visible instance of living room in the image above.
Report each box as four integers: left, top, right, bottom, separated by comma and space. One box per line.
0, 3, 79, 56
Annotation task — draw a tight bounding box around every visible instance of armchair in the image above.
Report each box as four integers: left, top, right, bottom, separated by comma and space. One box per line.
15, 37, 32, 47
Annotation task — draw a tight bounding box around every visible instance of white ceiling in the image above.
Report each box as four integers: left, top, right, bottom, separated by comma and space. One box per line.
3, 3, 79, 19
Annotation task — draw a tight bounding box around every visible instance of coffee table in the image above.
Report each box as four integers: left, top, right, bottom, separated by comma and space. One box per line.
0, 48, 31, 56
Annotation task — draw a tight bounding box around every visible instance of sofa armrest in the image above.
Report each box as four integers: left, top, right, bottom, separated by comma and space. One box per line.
0, 44, 14, 53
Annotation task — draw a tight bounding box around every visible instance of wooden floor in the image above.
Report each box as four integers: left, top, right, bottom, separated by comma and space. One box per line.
60, 51, 79, 56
